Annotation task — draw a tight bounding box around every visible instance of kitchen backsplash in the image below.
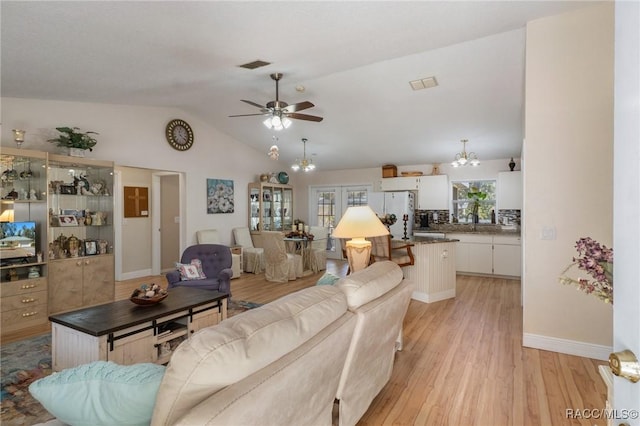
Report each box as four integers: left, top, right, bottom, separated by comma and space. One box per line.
415, 209, 450, 226
415, 209, 521, 227
498, 209, 521, 226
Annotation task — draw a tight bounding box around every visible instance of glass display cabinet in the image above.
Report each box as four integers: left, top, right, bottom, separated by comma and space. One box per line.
47, 154, 115, 314
0, 147, 49, 338
248, 182, 293, 232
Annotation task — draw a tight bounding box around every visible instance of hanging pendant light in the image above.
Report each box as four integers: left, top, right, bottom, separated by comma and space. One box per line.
451, 139, 480, 167
291, 138, 316, 172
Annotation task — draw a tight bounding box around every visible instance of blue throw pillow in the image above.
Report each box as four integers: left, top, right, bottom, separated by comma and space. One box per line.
316, 272, 341, 286
29, 361, 166, 426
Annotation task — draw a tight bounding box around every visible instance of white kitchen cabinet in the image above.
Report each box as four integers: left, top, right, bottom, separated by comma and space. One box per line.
378, 177, 419, 191
417, 175, 449, 210
496, 171, 522, 210
492, 235, 522, 277
447, 233, 493, 275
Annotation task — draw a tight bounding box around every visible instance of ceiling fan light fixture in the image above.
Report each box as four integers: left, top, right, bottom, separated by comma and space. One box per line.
263, 114, 292, 131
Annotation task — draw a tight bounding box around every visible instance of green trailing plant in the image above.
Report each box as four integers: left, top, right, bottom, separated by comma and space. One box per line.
48, 127, 98, 151
468, 187, 487, 222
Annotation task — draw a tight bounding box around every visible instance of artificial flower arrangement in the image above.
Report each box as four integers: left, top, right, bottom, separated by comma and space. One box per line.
559, 237, 613, 304
378, 213, 397, 227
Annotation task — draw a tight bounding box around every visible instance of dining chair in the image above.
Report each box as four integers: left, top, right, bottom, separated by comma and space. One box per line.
232, 227, 265, 274
261, 231, 303, 282
308, 226, 328, 273
368, 235, 414, 267
195, 229, 241, 279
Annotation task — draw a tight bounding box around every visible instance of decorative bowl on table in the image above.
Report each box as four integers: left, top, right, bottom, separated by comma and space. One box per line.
130, 283, 168, 306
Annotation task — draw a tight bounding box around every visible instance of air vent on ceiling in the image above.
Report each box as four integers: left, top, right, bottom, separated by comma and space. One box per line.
409, 76, 438, 91
238, 60, 271, 70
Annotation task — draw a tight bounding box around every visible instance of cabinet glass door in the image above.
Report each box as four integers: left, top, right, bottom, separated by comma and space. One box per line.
282, 188, 293, 231
262, 187, 272, 231
249, 187, 260, 231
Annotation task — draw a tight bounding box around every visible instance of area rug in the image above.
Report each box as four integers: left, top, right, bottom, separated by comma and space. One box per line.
0, 299, 262, 426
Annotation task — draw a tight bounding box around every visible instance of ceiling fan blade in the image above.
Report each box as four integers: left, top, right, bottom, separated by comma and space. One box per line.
229, 113, 270, 118
281, 101, 314, 113
241, 99, 266, 109
286, 112, 324, 122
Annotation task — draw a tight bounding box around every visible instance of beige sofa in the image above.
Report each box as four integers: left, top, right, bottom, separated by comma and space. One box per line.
34, 261, 412, 426
153, 260, 413, 426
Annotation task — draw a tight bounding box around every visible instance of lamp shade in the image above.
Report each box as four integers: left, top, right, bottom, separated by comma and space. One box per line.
332, 206, 389, 239
0, 209, 15, 222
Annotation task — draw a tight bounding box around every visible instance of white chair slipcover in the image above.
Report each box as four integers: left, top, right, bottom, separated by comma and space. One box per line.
308, 226, 328, 273
262, 231, 303, 282
232, 227, 265, 274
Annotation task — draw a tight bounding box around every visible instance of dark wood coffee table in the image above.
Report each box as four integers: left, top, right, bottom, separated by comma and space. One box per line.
49, 287, 228, 371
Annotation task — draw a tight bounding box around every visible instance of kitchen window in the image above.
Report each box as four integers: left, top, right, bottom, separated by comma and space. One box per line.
451, 180, 496, 223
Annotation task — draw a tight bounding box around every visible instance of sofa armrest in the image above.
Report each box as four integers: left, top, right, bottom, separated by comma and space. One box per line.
218, 268, 233, 295
166, 270, 181, 288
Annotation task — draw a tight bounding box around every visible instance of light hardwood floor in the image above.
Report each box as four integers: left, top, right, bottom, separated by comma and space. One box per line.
8, 260, 607, 425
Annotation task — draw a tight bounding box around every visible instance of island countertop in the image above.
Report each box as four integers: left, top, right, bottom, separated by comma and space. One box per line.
394, 236, 459, 245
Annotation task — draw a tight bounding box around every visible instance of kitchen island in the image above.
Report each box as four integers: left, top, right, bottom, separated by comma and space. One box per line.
399, 236, 458, 303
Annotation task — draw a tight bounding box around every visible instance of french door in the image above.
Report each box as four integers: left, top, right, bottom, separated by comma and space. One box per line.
309, 185, 382, 259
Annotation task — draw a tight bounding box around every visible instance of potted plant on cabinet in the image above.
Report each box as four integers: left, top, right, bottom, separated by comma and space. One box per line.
48, 127, 98, 157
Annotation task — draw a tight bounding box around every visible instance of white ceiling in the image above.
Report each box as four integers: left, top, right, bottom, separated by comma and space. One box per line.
1, 1, 597, 171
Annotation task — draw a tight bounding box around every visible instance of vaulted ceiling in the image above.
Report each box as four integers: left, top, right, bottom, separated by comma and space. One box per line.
1, 1, 597, 170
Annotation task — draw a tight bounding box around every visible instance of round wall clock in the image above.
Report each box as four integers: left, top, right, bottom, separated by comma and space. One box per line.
165, 119, 194, 151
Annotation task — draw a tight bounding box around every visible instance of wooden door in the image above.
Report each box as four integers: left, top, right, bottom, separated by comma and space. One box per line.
82, 255, 114, 306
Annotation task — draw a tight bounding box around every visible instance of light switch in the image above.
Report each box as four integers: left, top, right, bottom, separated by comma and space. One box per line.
540, 226, 556, 240
174, 216, 180, 224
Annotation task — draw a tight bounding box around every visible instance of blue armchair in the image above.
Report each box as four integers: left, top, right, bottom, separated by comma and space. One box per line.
166, 244, 233, 296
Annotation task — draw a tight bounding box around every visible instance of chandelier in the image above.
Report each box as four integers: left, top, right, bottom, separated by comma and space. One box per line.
263, 110, 292, 131
291, 138, 315, 172
451, 139, 480, 167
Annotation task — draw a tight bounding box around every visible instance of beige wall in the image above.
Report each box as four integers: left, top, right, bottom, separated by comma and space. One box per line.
118, 166, 153, 275
161, 174, 180, 271
523, 3, 614, 356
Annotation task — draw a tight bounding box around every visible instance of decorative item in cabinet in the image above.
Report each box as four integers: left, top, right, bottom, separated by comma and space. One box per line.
247, 182, 293, 233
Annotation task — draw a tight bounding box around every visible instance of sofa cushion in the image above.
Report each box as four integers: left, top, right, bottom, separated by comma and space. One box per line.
152, 285, 348, 425
29, 361, 165, 426
336, 260, 404, 310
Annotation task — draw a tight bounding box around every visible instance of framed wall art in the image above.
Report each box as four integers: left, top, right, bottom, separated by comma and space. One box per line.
207, 179, 234, 214
124, 186, 149, 218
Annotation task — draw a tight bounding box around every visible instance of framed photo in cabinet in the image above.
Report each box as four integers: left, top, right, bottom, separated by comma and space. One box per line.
58, 215, 78, 226
84, 240, 98, 256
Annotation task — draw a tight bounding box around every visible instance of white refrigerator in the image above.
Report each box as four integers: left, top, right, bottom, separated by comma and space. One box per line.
383, 191, 414, 239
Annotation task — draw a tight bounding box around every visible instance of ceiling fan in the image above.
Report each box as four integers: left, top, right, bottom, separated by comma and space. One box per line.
229, 73, 323, 130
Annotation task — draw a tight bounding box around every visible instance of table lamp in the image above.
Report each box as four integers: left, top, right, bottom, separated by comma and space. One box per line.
332, 206, 389, 273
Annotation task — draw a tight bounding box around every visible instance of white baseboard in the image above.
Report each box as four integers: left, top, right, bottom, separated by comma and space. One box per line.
119, 269, 153, 281
523, 333, 612, 361
411, 289, 456, 304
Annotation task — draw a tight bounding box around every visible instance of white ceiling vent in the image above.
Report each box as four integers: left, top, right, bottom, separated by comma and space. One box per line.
409, 76, 438, 91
